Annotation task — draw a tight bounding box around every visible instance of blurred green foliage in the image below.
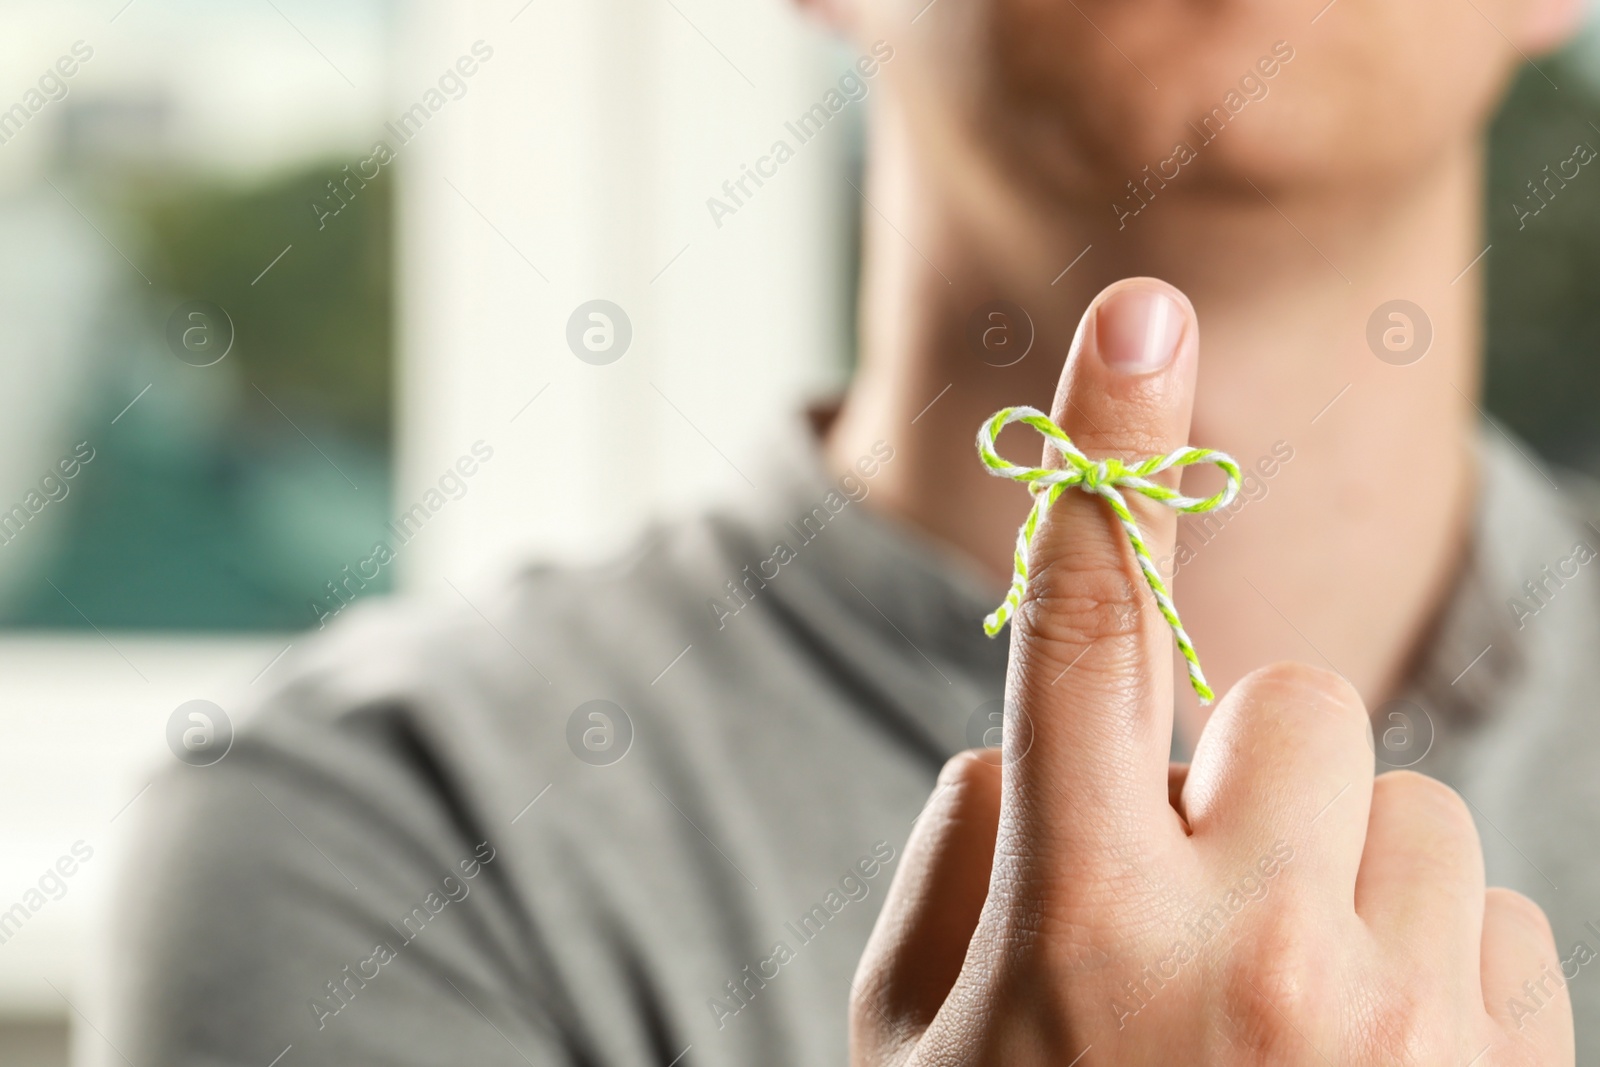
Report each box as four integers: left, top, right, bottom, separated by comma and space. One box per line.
1486, 50, 1600, 472
0, 159, 396, 630
134, 163, 392, 444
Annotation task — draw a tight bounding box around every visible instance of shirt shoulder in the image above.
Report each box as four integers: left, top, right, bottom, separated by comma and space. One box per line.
99, 517, 750, 1066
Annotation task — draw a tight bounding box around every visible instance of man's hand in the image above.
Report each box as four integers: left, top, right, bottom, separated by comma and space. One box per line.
850, 279, 1572, 1065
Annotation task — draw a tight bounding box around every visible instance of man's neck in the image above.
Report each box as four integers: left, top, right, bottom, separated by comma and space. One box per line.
824, 105, 1482, 734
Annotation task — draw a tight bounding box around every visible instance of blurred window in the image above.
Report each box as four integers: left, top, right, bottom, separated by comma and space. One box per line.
0, 0, 394, 632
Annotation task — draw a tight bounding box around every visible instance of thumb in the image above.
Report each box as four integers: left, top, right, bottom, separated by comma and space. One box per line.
999, 277, 1203, 870
850, 750, 1001, 1066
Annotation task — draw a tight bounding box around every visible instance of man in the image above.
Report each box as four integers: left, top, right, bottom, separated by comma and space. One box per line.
100, 0, 1594, 1061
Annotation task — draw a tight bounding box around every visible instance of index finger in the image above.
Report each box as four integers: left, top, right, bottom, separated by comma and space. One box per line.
991, 278, 1212, 874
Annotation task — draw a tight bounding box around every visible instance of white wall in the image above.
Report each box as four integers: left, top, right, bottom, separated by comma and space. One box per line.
394, 0, 856, 586
0, 636, 289, 1018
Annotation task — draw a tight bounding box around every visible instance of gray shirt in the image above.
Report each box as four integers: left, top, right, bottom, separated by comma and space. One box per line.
97, 421, 1600, 1065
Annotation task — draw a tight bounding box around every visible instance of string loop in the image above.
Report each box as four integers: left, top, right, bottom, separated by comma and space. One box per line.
976, 406, 1242, 704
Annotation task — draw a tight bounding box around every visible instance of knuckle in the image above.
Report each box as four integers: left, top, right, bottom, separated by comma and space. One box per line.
1357, 982, 1434, 1065
929, 750, 1004, 822
1374, 771, 1477, 841
1217, 925, 1332, 1058
1016, 553, 1143, 650
1372, 772, 1483, 885
1233, 661, 1365, 721
1486, 886, 1555, 944
937, 748, 1001, 790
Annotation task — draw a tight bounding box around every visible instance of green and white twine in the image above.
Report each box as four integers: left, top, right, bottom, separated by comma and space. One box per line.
976, 406, 1242, 704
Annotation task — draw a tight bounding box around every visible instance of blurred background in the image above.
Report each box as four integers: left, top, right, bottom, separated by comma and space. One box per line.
0, 0, 1598, 1062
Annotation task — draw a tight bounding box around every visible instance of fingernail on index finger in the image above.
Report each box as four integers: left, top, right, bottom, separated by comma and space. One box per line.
1095, 286, 1184, 375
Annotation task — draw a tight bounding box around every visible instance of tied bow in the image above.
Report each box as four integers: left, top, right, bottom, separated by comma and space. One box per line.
976, 406, 1242, 704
